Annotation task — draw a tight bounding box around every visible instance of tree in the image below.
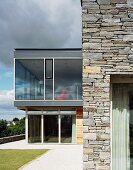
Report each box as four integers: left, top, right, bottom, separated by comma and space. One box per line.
9, 117, 25, 136
0, 119, 10, 137
0, 117, 25, 138
13, 117, 19, 122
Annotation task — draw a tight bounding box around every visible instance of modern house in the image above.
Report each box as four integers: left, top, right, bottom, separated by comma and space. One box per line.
82, 0, 133, 169
14, 48, 83, 144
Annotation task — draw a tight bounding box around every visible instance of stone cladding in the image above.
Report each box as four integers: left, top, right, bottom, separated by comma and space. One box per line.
82, 0, 133, 169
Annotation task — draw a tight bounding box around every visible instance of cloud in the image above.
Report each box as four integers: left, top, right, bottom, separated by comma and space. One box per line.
0, 89, 24, 116
0, 89, 25, 120
0, 90, 14, 102
0, 0, 82, 67
0, 90, 15, 111
0, 71, 13, 80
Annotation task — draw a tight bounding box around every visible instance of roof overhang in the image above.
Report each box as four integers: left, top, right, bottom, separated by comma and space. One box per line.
14, 48, 82, 59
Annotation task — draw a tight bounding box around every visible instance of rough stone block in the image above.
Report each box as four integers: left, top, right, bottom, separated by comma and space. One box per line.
84, 133, 97, 140
83, 52, 103, 60
106, 127, 110, 134
83, 42, 101, 50
101, 117, 110, 124
83, 28, 99, 33
97, 134, 110, 140
123, 35, 133, 41
117, 0, 127, 3
82, 14, 102, 22
83, 66, 101, 74
100, 152, 110, 160
83, 162, 95, 169
83, 126, 89, 132
89, 74, 103, 79
96, 165, 110, 170
97, 0, 110, 5
84, 139, 89, 148
83, 148, 93, 154
83, 118, 95, 126
128, 55, 133, 61
128, 0, 133, 6
83, 154, 88, 162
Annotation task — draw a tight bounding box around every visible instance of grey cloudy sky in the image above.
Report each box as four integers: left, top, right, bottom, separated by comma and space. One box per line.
0, 0, 82, 67
0, 0, 82, 120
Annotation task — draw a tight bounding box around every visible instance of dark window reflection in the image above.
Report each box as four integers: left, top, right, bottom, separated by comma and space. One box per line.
45, 79, 53, 100
61, 115, 72, 143
130, 94, 133, 168
45, 59, 53, 79
28, 115, 41, 143
44, 115, 58, 143
45, 59, 53, 100
15, 59, 44, 100
54, 59, 82, 100
15, 58, 82, 101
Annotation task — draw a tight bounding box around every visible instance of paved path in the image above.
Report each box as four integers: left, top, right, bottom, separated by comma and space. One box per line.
0, 140, 83, 170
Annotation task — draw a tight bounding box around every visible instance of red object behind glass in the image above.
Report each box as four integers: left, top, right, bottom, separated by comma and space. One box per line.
55, 88, 69, 100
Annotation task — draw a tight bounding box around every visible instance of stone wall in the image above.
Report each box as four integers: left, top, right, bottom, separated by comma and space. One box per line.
82, 0, 133, 169
0, 134, 25, 144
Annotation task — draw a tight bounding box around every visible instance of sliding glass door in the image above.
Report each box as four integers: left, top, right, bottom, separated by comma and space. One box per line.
112, 83, 133, 170
61, 115, 76, 143
43, 115, 58, 143
28, 115, 41, 143
28, 112, 76, 143
43, 114, 76, 143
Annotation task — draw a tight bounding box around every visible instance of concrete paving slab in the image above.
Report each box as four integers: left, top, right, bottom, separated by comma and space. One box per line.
0, 140, 83, 170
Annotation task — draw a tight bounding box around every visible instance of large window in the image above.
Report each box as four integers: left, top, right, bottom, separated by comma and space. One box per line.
54, 59, 82, 100
112, 83, 133, 170
15, 59, 44, 100
28, 115, 41, 143
61, 115, 76, 143
15, 58, 82, 101
27, 109, 76, 143
44, 115, 58, 143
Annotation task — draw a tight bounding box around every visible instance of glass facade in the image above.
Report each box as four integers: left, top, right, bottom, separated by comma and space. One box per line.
15, 59, 44, 100
27, 108, 77, 143
54, 59, 82, 100
15, 58, 82, 101
44, 115, 58, 143
28, 115, 41, 143
112, 83, 133, 169
61, 115, 71, 143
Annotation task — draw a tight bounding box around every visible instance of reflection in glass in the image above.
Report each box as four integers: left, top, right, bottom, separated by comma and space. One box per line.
54, 59, 82, 100
61, 115, 76, 143
15, 58, 82, 101
45, 59, 53, 79
28, 115, 41, 143
45, 79, 53, 100
112, 84, 133, 170
15, 59, 44, 100
45, 59, 53, 100
44, 115, 58, 143
130, 95, 133, 169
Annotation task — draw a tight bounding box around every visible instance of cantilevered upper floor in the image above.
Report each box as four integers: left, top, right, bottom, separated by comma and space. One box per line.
14, 48, 82, 108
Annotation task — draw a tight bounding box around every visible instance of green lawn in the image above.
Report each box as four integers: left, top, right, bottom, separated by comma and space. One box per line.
0, 149, 48, 170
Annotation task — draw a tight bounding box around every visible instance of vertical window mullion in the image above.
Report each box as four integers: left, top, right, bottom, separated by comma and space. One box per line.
44, 59, 45, 100
14, 58, 16, 100
41, 114, 44, 143
53, 58, 54, 100
59, 109, 61, 143
26, 110, 28, 143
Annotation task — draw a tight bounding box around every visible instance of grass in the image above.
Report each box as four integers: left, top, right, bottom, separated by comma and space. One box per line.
0, 149, 48, 170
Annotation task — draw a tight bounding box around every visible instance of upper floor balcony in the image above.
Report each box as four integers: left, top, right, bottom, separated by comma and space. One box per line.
14, 49, 82, 107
